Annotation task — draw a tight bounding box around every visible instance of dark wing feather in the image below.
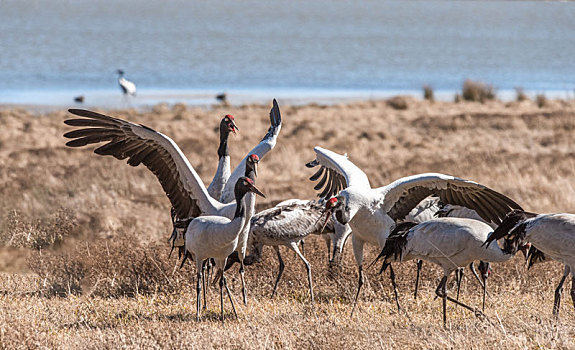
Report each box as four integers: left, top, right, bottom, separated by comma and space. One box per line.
65, 109, 217, 219
383, 173, 522, 225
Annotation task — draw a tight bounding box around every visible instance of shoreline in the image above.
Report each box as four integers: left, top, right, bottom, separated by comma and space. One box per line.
1, 87, 574, 111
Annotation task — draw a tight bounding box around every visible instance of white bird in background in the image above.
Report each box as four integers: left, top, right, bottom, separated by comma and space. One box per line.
117, 69, 137, 96
225, 198, 351, 303
306, 146, 521, 316
484, 210, 575, 316
63, 101, 281, 305
374, 218, 526, 326
185, 176, 265, 323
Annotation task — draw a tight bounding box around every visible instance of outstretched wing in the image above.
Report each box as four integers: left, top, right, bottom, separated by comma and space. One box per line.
306, 146, 371, 200
381, 173, 522, 225
64, 109, 220, 219
220, 99, 282, 203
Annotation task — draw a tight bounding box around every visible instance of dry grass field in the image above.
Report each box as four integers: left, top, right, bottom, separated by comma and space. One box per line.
1, 97, 574, 349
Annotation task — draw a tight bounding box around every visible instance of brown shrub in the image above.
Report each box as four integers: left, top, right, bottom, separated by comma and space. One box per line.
1, 208, 77, 250
28, 236, 191, 297
423, 85, 434, 102
386, 96, 408, 110
515, 87, 529, 102
536, 93, 548, 108
462, 79, 496, 102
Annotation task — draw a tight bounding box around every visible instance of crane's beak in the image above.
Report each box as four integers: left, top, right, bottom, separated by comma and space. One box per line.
248, 183, 265, 198
253, 161, 258, 177
230, 121, 239, 135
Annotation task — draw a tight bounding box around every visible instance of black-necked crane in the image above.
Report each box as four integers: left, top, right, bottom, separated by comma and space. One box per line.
225, 197, 350, 303
63, 101, 280, 305
117, 69, 136, 96
206, 114, 238, 200
406, 196, 496, 300
373, 218, 526, 326
306, 146, 521, 317
186, 176, 265, 322
484, 209, 575, 316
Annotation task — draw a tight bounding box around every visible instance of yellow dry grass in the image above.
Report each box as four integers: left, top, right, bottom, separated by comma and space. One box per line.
1, 98, 575, 349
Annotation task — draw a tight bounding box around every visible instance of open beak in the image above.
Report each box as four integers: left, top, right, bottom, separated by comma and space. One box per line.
230, 121, 239, 135
249, 183, 265, 198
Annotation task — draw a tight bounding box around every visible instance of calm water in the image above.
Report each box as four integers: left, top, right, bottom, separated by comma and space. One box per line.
1, 0, 574, 106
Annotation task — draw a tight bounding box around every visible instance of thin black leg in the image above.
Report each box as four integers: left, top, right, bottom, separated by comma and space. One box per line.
239, 260, 247, 305
455, 268, 464, 302
219, 273, 225, 324
223, 274, 238, 320
271, 247, 285, 298
414, 260, 423, 299
570, 276, 575, 310
196, 271, 202, 322
435, 276, 448, 327
553, 275, 567, 316
389, 264, 402, 313
351, 265, 364, 318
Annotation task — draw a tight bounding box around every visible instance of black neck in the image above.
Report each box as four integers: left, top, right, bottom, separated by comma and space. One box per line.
233, 186, 249, 218
217, 127, 229, 159
245, 166, 256, 182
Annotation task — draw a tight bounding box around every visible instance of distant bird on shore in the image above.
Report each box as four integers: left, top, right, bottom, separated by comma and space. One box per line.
307, 146, 522, 317
216, 93, 228, 105
73, 95, 84, 103
484, 209, 575, 316
117, 69, 136, 96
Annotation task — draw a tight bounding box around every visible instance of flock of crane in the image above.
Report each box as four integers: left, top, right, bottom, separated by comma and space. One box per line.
63, 100, 575, 325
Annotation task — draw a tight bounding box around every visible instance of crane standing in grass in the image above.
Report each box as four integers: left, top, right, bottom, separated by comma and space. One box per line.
307, 146, 521, 317
484, 209, 575, 316
374, 218, 527, 326
185, 177, 265, 323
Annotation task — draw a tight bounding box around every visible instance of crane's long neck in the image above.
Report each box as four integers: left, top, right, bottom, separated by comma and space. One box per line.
217, 127, 230, 160
482, 239, 517, 263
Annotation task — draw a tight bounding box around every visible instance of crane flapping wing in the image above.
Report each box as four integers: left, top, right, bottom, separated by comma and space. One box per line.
306, 147, 371, 201
381, 173, 522, 225
220, 99, 282, 203
64, 109, 220, 219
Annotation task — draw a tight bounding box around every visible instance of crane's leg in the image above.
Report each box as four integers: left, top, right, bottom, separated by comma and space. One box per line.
553, 275, 567, 316
469, 262, 485, 289
222, 272, 238, 320
388, 263, 402, 313
289, 241, 314, 304
570, 276, 575, 310
196, 270, 202, 322
350, 235, 365, 318
239, 259, 247, 306
414, 260, 423, 299
435, 275, 448, 327
300, 240, 305, 256
219, 271, 225, 324
202, 261, 208, 310
553, 266, 570, 316
271, 246, 285, 299
455, 267, 464, 302
482, 273, 487, 312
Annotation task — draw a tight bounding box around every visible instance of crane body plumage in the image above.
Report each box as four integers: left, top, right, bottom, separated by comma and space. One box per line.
485, 211, 575, 315
376, 217, 519, 325
307, 146, 521, 316
184, 177, 264, 322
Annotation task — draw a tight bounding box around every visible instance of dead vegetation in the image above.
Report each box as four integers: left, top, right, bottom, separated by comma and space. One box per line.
462, 79, 497, 103
0, 99, 575, 348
